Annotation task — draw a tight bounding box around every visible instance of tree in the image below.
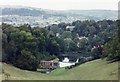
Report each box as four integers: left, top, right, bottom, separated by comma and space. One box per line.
58, 22, 67, 31
60, 31, 72, 39
102, 35, 120, 61
15, 50, 38, 71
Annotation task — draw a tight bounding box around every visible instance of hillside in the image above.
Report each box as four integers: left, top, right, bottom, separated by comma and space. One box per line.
0, 6, 117, 20
2, 59, 118, 80
1, 6, 117, 20
1, 6, 117, 28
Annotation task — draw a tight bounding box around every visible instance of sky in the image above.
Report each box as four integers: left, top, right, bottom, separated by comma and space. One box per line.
0, 0, 119, 10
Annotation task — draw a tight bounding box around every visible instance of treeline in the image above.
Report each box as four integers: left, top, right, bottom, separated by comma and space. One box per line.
46, 20, 118, 59
2, 20, 119, 71
2, 24, 61, 70
102, 20, 120, 61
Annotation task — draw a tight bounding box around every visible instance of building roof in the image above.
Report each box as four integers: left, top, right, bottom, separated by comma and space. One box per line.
66, 26, 75, 29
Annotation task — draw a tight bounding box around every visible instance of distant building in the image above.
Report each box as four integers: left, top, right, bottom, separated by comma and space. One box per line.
66, 26, 75, 31
39, 57, 79, 69
78, 36, 88, 40
62, 57, 69, 62
39, 61, 59, 69
59, 62, 75, 68
56, 33, 60, 37
59, 57, 75, 67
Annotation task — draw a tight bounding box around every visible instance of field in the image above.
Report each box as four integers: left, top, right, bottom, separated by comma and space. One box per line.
1, 59, 118, 80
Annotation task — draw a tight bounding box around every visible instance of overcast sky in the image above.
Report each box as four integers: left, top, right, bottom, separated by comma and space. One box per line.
0, 0, 119, 10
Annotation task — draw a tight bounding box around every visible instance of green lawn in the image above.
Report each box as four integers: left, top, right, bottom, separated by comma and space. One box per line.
1, 59, 119, 80
48, 67, 68, 76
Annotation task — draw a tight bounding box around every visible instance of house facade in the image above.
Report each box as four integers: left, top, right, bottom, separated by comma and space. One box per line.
39, 61, 59, 69
39, 57, 78, 69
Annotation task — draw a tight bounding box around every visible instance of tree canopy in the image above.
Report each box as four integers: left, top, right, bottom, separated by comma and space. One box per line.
2, 19, 119, 71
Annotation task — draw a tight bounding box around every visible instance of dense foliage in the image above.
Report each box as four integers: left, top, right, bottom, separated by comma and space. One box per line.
102, 20, 120, 61
46, 20, 118, 59
2, 24, 60, 70
2, 20, 119, 71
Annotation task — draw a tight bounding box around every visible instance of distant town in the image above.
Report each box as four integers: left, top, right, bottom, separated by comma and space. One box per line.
2, 15, 85, 27
1, 6, 117, 27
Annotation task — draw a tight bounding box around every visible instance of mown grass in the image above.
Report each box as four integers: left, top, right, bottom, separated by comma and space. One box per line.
1, 59, 118, 80
48, 67, 68, 76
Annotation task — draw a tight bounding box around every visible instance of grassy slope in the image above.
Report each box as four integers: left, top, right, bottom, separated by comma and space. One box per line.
48, 67, 68, 76
59, 59, 118, 80
2, 59, 118, 80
